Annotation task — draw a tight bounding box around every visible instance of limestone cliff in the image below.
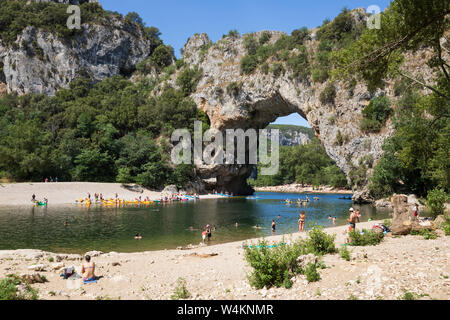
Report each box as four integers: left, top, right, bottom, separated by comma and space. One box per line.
155, 15, 435, 201
0, 1, 157, 95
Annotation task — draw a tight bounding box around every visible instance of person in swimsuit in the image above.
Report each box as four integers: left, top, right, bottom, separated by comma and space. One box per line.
356, 209, 361, 222
413, 203, 419, 218
348, 208, 357, 231
298, 211, 306, 232
81, 255, 96, 281
206, 224, 212, 241
202, 229, 207, 243
271, 220, 276, 233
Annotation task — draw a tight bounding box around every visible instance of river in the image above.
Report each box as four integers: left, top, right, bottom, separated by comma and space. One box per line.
0, 192, 392, 254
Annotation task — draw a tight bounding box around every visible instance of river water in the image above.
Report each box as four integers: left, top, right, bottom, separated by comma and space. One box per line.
0, 192, 392, 254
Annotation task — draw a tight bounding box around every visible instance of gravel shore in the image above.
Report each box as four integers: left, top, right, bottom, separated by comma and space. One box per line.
1, 220, 448, 300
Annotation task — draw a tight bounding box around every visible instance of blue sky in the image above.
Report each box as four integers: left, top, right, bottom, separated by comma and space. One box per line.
99, 0, 391, 127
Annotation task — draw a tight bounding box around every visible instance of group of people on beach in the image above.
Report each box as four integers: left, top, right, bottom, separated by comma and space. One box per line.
44, 177, 58, 183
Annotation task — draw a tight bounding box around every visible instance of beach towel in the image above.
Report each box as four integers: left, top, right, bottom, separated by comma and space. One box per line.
84, 278, 97, 284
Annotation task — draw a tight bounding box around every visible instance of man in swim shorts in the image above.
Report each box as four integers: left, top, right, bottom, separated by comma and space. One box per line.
348, 208, 357, 231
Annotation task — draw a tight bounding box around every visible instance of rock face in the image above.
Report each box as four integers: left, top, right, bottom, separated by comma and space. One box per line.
159, 32, 395, 197
156, 7, 437, 200
0, 3, 156, 95
268, 128, 311, 146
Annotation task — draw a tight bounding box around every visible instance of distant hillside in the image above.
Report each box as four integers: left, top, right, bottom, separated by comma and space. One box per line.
266, 124, 315, 146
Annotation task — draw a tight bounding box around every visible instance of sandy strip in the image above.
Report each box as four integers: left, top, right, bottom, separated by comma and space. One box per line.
255, 184, 353, 194
0, 220, 448, 300
0, 182, 224, 206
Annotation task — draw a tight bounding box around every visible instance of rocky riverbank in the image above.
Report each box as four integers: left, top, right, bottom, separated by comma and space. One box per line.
1, 220, 448, 300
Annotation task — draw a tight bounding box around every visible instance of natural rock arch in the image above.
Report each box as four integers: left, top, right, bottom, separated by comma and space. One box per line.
167, 32, 401, 202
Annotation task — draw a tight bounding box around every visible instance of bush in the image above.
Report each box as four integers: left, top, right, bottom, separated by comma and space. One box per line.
410, 229, 438, 240
287, 47, 310, 80
304, 226, 336, 255
0, 275, 38, 300
312, 68, 329, 83
243, 35, 259, 55
349, 229, 384, 246
226, 81, 241, 97
223, 29, 240, 39
426, 188, 447, 218
244, 240, 304, 289
304, 263, 321, 283
335, 130, 343, 146
176, 66, 203, 96
319, 83, 336, 105
259, 31, 272, 45
340, 246, 351, 261
360, 96, 391, 133
170, 277, 191, 300
240, 55, 259, 75
441, 221, 450, 236
270, 63, 285, 78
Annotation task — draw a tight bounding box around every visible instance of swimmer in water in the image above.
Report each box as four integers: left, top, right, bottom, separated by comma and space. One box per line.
235, 222, 238, 228
134, 233, 142, 240
253, 224, 264, 229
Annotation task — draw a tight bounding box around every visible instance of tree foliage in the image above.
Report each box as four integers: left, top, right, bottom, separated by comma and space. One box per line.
249, 139, 348, 188
0, 75, 206, 189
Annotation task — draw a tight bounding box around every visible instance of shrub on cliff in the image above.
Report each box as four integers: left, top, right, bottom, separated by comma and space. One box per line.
319, 83, 336, 105
176, 66, 203, 96
240, 55, 259, 75
360, 96, 392, 133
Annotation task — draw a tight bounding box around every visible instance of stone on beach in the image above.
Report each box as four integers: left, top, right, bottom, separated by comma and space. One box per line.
27, 264, 46, 271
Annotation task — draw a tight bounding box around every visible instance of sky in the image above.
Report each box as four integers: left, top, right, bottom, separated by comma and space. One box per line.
99, 0, 391, 127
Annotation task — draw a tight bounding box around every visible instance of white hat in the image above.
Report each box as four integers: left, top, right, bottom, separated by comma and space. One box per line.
349, 207, 354, 211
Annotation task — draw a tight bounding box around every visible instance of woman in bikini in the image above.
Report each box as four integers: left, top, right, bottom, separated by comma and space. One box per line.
298, 211, 306, 232
81, 255, 96, 281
